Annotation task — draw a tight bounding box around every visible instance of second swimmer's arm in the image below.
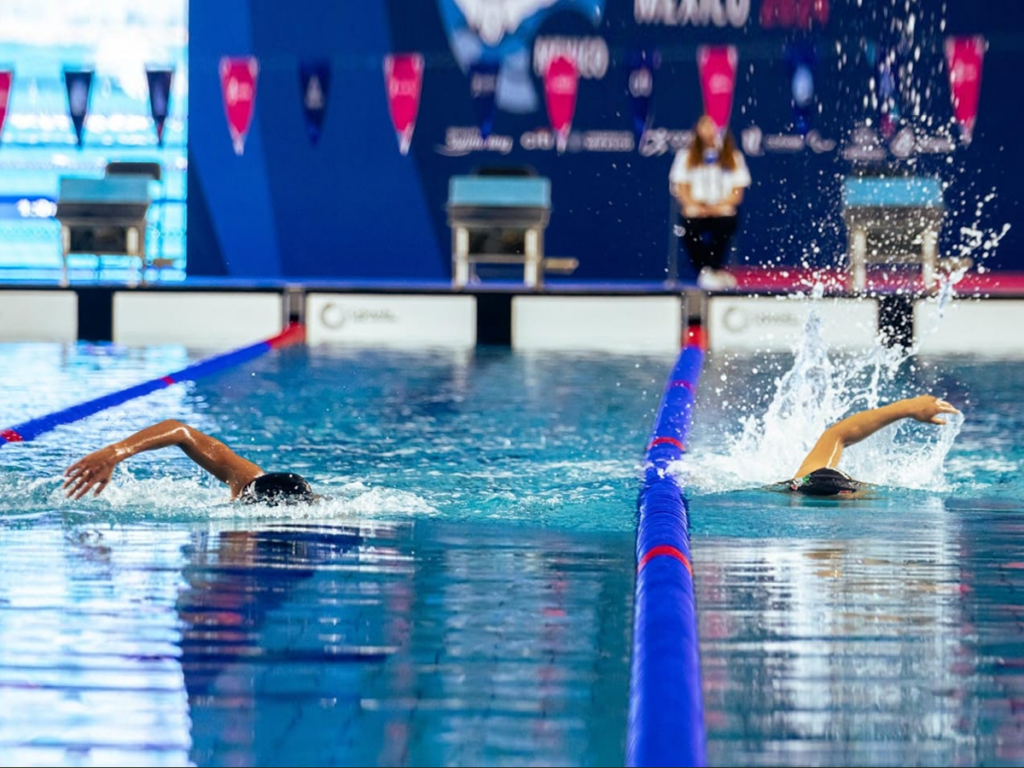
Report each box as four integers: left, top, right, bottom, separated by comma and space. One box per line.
793, 395, 960, 478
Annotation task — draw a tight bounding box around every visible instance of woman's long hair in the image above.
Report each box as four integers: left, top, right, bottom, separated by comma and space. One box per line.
687, 125, 738, 171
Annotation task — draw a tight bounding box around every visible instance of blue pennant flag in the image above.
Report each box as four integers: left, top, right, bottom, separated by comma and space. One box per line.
145, 67, 173, 146
63, 69, 93, 148
299, 58, 331, 145
468, 61, 499, 140
785, 42, 816, 136
627, 50, 656, 145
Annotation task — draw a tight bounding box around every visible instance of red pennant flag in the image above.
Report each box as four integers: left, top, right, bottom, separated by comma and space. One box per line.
697, 46, 738, 130
219, 56, 259, 155
0, 71, 12, 144
945, 36, 985, 146
384, 53, 424, 155
544, 54, 578, 153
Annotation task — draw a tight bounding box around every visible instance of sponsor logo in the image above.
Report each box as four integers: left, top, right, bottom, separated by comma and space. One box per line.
521, 129, 558, 150
806, 129, 836, 153
742, 129, 836, 155
387, 79, 420, 99
583, 131, 635, 151
69, 80, 89, 113
437, 127, 515, 155
722, 306, 799, 333
841, 124, 887, 162
839, 123, 953, 162
889, 126, 915, 159
547, 73, 577, 95
917, 135, 955, 154
435, 0, 605, 113
534, 36, 609, 80
225, 78, 253, 107
760, 0, 829, 29
634, 0, 750, 28
451, 0, 563, 46
16, 198, 58, 218
304, 76, 325, 110
639, 128, 693, 157
628, 67, 653, 98
470, 70, 498, 97
520, 129, 633, 152
320, 304, 399, 331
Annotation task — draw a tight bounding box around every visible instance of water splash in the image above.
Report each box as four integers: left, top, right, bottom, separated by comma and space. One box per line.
935, 262, 968, 317
677, 300, 962, 494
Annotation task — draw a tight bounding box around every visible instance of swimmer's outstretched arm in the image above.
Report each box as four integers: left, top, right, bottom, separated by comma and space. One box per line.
64, 420, 264, 500
793, 395, 960, 479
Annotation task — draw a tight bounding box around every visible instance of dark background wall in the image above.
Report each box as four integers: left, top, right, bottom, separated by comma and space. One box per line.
187, 0, 1023, 281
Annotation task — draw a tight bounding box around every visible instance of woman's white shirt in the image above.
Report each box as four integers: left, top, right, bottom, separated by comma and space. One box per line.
669, 150, 751, 205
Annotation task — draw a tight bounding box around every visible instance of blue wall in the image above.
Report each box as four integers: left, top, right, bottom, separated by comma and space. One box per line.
188, 0, 1024, 281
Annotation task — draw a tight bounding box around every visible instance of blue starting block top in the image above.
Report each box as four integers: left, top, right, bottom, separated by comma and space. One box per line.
842, 176, 944, 208
448, 176, 550, 208
58, 176, 150, 204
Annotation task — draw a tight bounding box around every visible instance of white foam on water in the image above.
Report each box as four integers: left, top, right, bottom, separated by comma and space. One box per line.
6, 471, 440, 522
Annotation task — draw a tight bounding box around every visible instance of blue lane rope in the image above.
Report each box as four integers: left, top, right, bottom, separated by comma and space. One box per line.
0, 324, 305, 447
627, 336, 706, 768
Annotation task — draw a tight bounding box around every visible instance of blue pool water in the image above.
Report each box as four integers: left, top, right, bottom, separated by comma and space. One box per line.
1, 339, 1023, 766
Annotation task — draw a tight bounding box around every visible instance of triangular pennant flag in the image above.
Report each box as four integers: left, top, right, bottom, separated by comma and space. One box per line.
145, 67, 173, 146
785, 42, 816, 136
627, 50, 655, 145
697, 46, 737, 130
0, 70, 12, 144
63, 69, 93, 148
469, 61, 499, 140
945, 36, 986, 146
219, 56, 259, 155
299, 58, 331, 145
384, 53, 424, 155
544, 54, 578, 153
876, 46, 901, 139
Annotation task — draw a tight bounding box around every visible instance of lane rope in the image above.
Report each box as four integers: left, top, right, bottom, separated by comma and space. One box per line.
627, 326, 707, 768
0, 323, 306, 447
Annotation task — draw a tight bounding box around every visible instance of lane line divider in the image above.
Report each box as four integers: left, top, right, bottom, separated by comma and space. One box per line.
0, 323, 306, 447
627, 325, 707, 768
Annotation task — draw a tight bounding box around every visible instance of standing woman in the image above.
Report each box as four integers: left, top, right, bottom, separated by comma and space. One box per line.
670, 114, 751, 290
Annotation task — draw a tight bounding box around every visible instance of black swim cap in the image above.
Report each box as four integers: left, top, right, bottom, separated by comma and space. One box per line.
790, 468, 863, 496
241, 473, 317, 506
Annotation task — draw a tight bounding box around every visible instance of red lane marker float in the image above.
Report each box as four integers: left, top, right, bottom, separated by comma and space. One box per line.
160, 376, 176, 385
269, 322, 306, 349
638, 544, 693, 576
648, 436, 685, 451
685, 324, 707, 351
670, 379, 695, 391
0, 429, 24, 443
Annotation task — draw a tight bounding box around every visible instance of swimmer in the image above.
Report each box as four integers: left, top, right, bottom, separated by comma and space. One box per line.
64, 419, 319, 505
775, 395, 960, 496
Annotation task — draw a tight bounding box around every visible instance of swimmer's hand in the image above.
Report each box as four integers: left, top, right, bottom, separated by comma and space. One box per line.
904, 395, 960, 425
64, 445, 123, 499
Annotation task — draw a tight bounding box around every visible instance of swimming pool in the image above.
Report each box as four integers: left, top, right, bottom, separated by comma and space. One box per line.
1, 337, 1022, 766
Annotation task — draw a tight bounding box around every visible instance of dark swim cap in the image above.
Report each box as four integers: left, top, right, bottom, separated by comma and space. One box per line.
790, 468, 863, 496
242, 473, 317, 506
